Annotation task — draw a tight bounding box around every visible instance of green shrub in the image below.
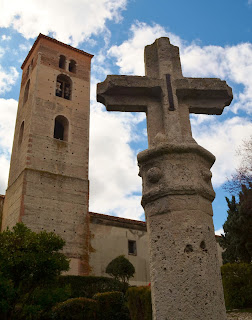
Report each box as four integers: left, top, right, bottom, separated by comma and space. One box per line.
126, 286, 152, 320
94, 291, 130, 320
106, 255, 135, 292
52, 297, 97, 320
58, 275, 122, 298
11, 284, 71, 320
221, 263, 252, 310
0, 273, 15, 320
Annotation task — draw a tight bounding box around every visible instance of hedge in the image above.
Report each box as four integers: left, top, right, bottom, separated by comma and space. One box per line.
126, 286, 152, 320
52, 297, 97, 320
94, 291, 130, 320
58, 275, 122, 298
221, 263, 252, 310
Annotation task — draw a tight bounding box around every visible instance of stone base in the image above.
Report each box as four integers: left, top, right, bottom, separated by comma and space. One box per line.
138, 143, 227, 320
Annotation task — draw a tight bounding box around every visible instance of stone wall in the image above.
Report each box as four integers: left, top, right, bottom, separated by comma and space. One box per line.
89, 212, 150, 286
0, 195, 4, 230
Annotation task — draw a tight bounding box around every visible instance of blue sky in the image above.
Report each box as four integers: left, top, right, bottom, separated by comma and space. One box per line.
0, 0, 251, 234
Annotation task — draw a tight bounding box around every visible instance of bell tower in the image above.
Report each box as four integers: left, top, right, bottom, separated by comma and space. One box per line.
2, 34, 93, 275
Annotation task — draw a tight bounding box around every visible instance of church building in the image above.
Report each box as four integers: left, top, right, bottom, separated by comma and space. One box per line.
0, 34, 222, 285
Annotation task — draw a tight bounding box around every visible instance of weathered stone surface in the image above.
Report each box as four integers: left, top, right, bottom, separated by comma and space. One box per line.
227, 313, 252, 320
138, 143, 225, 319
97, 37, 233, 319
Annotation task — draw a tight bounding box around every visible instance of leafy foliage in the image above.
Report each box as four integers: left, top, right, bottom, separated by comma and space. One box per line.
0, 223, 70, 319
105, 255, 135, 288
0, 272, 15, 317
221, 263, 252, 310
16, 285, 72, 320
126, 286, 152, 320
219, 185, 252, 263
94, 291, 130, 320
57, 275, 123, 298
52, 297, 97, 320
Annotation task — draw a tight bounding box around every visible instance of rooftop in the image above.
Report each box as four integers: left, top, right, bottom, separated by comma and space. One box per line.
21, 33, 94, 70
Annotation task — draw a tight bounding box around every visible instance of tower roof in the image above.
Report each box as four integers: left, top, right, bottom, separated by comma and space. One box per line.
21, 33, 94, 70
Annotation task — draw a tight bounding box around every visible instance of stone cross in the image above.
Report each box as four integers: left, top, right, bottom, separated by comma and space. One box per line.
97, 38, 232, 147
97, 38, 233, 320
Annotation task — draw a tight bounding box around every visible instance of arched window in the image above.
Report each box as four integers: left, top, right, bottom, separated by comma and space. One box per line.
23, 80, 30, 105
69, 60, 76, 73
55, 74, 72, 100
18, 121, 24, 147
59, 55, 66, 69
54, 115, 69, 141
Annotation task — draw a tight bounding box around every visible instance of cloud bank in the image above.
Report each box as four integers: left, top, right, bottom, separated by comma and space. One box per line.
0, 0, 127, 46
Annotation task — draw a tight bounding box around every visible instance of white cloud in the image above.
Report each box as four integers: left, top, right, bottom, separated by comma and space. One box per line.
89, 103, 145, 220
0, 0, 127, 46
0, 47, 5, 59
0, 98, 18, 194
0, 98, 18, 152
0, 66, 19, 94
108, 21, 183, 75
191, 116, 252, 187
1, 35, 11, 41
19, 43, 32, 52
215, 228, 224, 236
0, 155, 10, 195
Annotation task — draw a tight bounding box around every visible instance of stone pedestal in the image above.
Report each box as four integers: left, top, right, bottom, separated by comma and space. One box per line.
138, 142, 227, 320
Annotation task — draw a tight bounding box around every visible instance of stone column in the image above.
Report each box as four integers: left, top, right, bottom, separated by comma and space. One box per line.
138, 142, 227, 320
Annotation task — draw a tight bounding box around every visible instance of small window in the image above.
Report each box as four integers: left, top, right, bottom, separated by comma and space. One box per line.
128, 240, 137, 255
69, 59, 76, 73
55, 74, 72, 100
59, 55, 66, 69
18, 121, 24, 147
54, 115, 69, 141
23, 80, 30, 105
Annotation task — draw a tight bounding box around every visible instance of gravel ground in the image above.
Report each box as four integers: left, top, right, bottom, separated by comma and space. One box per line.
227, 312, 252, 320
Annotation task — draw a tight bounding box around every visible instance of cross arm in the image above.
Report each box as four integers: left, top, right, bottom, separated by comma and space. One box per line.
97, 75, 162, 112
175, 78, 233, 115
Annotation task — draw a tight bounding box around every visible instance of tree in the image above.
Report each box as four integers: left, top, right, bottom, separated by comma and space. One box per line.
106, 255, 135, 291
224, 136, 252, 194
0, 223, 70, 318
219, 184, 252, 264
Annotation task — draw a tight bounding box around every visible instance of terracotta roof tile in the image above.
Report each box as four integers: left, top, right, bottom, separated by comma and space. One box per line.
21, 33, 93, 69
89, 212, 146, 226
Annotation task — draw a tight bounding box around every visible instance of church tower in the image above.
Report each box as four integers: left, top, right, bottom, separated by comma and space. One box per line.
2, 34, 93, 275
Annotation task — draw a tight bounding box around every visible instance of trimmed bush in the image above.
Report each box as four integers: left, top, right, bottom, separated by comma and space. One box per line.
52, 297, 97, 320
94, 291, 130, 320
221, 263, 252, 310
58, 275, 122, 298
106, 255, 135, 292
126, 286, 152, 320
